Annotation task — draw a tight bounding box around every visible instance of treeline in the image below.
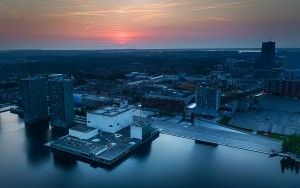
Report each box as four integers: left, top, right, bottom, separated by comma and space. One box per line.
282, 134, 300, 155
0, 50, 242, 77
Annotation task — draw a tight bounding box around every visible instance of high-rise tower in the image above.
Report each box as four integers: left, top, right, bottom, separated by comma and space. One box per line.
20, 76, 48, 124
261, 41, 276, 64
48, 77, 74, 128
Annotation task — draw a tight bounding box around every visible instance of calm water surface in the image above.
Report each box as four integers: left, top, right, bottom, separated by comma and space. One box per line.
0, 112, 299, 188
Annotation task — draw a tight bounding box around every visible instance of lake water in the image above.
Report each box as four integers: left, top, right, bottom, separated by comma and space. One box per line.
0, 111, 299, 188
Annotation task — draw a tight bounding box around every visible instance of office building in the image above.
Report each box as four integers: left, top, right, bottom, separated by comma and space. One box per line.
257, 41, 276, 69
195, 87, 221, 117
48, 77, 75, 128
262, 41, 276, 62
20, 76, 48, 124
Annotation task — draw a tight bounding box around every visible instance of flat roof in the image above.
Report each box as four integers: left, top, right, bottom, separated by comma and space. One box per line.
70, 124, 97, 133
131, 121, 151, 128
145, 89, 194, 100
89, 105, 134, 117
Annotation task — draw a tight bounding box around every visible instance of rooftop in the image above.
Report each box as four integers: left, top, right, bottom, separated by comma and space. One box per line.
70, 124, 97, 133
89, 105, 134, 117
131, 121, 151, 128
145, 89, 194, 100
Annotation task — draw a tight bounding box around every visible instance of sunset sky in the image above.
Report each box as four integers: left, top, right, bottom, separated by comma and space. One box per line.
0, 0, 299, 49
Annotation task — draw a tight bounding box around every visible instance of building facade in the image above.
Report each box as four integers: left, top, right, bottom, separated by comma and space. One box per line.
130, 120, 152, 140
256, 41, 276, 69
20, 76, 48, 124
87, 105, 135, 133
195, 87, 221, 117
261, 41, 276, 63
48, 77, 75, 128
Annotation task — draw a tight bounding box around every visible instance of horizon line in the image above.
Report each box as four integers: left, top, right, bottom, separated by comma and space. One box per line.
1, 47, 300, 51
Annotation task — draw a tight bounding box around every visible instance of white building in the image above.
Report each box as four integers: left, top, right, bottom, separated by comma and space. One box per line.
69, 125, 98, 139
130, 121, 152, 140
87, 105, 135, 133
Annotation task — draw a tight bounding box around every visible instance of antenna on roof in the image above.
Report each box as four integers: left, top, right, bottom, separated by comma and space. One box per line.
269, 35, 272, 42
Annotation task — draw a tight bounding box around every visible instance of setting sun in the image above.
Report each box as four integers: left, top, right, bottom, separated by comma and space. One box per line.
114, 31, 132, 44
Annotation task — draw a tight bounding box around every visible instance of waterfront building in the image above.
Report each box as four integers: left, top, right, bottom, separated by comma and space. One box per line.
48, 77, 75, 128
20, 76, 48, 124
130, 120, 153, 140
87, 105, 135, 133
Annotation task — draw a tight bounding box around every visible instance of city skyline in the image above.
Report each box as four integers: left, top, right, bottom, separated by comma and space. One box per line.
0, 0, 300, 49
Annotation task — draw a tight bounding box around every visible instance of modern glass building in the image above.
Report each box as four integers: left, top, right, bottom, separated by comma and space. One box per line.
20, 76, 48, 124
48, 77, 75, 128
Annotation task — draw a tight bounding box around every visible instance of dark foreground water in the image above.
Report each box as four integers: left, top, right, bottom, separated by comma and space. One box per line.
0, 111, 299, 188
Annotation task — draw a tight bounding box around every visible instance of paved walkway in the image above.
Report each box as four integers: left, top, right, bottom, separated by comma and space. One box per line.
152, 120, 282, 154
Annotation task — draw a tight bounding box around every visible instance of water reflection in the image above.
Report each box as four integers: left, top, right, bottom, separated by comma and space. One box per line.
48, 126, 79, 170
280, 157, 300, 174
49, 127, 69, 139
24, 122, 51, 167
1, 112, 300, 188
52, 150, 77, 170
24, 121, 70, 168
131, 141, 152, 161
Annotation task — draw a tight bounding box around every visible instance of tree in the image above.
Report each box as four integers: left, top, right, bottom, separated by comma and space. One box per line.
282, 134, 300, 155
191, 113, 195, 124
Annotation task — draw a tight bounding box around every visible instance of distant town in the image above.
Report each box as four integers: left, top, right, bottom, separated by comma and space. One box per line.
0, 41, 300, 168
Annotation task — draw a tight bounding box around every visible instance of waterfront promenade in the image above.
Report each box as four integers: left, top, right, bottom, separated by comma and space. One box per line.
152, 119, 282, 154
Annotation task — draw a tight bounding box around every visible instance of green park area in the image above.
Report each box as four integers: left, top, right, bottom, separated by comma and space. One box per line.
282, 135, 300, 155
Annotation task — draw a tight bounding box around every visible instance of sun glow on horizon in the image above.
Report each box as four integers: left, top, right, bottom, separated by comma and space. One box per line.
113, 30, 134, 45
97, 29, 142, 45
